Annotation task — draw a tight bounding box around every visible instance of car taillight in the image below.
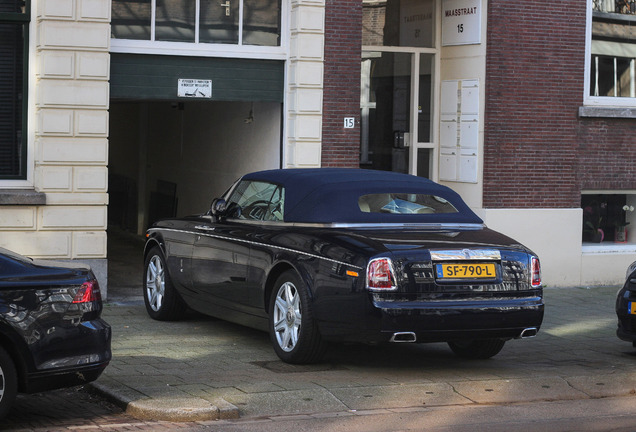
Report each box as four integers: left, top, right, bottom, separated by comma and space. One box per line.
367, 258, 397, 291
530, 256, 541, 288
73, 280, 102, 303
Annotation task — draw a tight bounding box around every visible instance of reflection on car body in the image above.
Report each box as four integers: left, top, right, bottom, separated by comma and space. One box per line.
143, 169, 544, 364
0, 248, 111, 418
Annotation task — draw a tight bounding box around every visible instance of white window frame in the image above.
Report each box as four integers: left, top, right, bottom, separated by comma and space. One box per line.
360, 0, 442, 180
110, 0, 289, 60
584, 0, 636, 107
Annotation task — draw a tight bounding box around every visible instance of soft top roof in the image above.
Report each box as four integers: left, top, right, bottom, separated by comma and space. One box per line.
240, 168, 483, 224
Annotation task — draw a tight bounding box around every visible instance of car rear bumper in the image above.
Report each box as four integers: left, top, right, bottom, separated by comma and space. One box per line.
319, 295, 545, 343
23, 318, 112, 393
24, 361, 110, 393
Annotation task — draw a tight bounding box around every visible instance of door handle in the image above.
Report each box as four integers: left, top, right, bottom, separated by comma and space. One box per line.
195, 225, 215, 231
220, 1, 230, 16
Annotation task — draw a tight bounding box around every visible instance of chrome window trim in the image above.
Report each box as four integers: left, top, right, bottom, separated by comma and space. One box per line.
225, 219, 485, 230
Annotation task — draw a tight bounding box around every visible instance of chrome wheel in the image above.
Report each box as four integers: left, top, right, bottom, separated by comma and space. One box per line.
268, 270, 326, 364
145, 254, 165, 312
143, 247, 187, 321
273, 281, 301, 352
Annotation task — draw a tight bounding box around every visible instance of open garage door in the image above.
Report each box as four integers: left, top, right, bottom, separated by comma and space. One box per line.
108, 54, 284, 235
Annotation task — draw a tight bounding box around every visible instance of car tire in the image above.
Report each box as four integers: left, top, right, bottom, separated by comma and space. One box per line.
269, 270, 326, 364
447, 339, 506, 359
0, 346, 18, 419
144, 247, 187, 321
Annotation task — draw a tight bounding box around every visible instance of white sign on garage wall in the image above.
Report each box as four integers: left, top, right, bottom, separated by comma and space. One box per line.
441, 0, 481, 46
177, 79, 212, 98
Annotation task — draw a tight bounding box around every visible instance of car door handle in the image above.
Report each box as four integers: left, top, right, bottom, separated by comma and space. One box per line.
195, 225, 215, 231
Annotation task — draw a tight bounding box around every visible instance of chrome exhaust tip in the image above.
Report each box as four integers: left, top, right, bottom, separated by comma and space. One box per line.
390, 332, 417, 343
518, 327, 538, 339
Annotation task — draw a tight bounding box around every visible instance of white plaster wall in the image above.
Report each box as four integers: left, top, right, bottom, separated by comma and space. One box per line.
438, 0, 488, 209
478, 208, 584, 287
581, 247, 636, 287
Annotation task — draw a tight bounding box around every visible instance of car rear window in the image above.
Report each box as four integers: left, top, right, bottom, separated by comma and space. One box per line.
358, 193, 459, 215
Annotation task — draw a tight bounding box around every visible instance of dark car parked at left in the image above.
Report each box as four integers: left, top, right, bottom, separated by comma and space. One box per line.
0, 248, 111, 418
617, 261, 636, 346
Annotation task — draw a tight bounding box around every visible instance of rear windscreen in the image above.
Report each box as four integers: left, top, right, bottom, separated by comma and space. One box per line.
358, 194, 459, 215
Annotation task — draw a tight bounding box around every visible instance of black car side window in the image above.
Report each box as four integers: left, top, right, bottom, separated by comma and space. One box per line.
228, 181, 284, 222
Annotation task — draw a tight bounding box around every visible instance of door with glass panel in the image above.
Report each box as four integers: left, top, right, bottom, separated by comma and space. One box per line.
361, 0, 438, 179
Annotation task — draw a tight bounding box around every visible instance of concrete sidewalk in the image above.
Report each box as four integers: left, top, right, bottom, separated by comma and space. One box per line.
90, 283, 636, 422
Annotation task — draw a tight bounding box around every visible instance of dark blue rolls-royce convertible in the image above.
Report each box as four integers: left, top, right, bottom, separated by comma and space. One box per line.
143, 169, 544, 364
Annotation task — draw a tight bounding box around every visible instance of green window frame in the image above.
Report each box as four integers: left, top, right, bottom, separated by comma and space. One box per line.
0, 0, 29, 180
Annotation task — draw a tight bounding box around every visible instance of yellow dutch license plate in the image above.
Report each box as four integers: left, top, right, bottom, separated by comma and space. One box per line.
629, 302, 636, 315
436, 263, 496, 279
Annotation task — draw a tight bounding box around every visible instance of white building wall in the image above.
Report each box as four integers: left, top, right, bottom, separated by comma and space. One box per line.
478, 208, 585, 288
285, 0, 325, 168
0, 0, 111, 290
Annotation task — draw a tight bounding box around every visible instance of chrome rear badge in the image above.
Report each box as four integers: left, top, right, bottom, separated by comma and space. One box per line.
430, 249, 501, 261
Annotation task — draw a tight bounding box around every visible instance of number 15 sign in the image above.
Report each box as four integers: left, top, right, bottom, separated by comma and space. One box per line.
441, 0, 481, 46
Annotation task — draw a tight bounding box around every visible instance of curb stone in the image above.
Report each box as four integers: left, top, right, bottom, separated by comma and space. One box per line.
90, 379, 239, 421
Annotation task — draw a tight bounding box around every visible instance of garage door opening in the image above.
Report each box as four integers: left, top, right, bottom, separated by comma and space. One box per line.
108, 100, 282, 235
106, 99, 282, 300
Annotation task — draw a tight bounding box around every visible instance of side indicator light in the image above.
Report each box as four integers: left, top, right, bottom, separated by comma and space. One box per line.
346, 270, 359, 277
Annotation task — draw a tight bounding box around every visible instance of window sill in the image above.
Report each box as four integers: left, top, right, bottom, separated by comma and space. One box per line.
582, 242, 636, 254
0, 189, 46, 205
579, 106, 636, 119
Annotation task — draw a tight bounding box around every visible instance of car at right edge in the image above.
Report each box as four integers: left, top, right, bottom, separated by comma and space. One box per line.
616, 261, 636, 346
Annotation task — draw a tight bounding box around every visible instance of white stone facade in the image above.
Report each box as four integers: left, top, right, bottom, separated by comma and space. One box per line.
285, 0, 325, 168
0, 0, 110, 287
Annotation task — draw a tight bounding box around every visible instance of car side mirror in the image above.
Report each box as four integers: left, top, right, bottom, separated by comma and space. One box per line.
210, 199, 241, 220
211, 198, 227, 216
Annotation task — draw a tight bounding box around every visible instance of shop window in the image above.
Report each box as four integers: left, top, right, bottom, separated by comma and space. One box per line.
582, 193, 636, 243
589, 1, 636, 99
0, 0, 29, 179
112, 0, 281, 47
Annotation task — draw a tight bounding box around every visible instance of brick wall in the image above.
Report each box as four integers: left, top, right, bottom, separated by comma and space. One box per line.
577, 119, 636, 190
482, 1, 635, 208
321, 0, 362, 168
